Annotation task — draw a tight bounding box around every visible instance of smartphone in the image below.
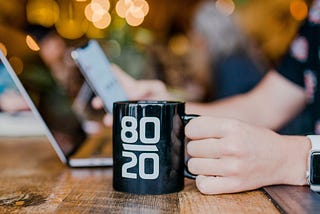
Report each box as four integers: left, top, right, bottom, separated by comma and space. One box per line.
71, 40, 127, 113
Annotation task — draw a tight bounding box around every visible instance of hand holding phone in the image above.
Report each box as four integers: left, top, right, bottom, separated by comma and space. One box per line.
71, 40, 127, 113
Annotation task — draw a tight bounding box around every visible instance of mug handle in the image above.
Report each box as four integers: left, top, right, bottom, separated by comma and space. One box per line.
182, 114, 199, 179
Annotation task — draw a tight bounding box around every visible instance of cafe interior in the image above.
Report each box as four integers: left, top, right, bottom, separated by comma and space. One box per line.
0, 0, 309, 103
0, 0, 316, 213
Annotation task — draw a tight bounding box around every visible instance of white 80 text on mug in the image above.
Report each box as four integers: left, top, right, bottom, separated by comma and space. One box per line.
120, 116, 161, 180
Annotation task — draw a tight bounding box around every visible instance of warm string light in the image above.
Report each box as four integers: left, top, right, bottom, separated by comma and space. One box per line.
26, 0, 59, 27
85, 0, 111, 29
116, 0, 149, 27
215, 0, 235, 16
55, 0, 88, 39
0, 43, 7, 56
26, 0, 150, 40
9, 56, 24, 75
26, 35, 40, 51
0, 43, 24, 74
168, 34, 189, 56
290, 0, 308, 21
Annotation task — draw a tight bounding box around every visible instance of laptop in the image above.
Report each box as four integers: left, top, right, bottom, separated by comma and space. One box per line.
0, 50, 113, 167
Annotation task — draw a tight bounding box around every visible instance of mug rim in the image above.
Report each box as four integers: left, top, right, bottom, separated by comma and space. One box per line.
114, 100, 185, 105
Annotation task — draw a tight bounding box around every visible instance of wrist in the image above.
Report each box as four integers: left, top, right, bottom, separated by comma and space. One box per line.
279, 135, 311, 186
306, 135, 320, 191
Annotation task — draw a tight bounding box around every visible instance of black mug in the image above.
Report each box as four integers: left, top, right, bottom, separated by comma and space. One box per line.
112, 100, 197, 195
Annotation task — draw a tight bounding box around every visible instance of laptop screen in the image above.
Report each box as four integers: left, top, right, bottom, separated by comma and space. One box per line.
0, 55, 87, 157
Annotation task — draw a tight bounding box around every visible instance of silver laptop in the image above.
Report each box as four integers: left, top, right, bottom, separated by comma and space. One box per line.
0, 50, 113, 167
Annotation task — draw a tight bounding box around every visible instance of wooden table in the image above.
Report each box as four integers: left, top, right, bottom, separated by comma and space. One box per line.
0, 137, 280, 213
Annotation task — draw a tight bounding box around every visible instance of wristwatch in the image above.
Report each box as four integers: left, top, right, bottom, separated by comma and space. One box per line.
307, 135, 320, 192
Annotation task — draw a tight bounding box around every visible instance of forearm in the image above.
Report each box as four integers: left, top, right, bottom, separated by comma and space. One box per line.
186, 71, 307, 130
186, 93, 253, 122
186, 92, 281, 129
186, 93, 303, 130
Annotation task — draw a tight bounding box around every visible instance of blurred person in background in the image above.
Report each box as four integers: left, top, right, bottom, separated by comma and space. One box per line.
38, 32, 84, 100
142, 1, 267, 102
93, 0, 320, 195
26, 25, 84, 100
190, 1, 266, 100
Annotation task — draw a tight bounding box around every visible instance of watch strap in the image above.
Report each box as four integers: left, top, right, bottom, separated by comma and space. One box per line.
307, 135, 320, 191
307, 135, 320, 151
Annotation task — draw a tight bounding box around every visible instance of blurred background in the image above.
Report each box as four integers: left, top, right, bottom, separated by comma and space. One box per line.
0, 0, 312, 103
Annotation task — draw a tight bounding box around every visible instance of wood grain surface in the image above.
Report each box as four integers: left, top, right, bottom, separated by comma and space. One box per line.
264, 185, 320, 214
0, 137, 280, 213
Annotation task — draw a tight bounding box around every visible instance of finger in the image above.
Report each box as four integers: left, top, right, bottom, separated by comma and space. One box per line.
111, 64, 136, 86
111, 64, 172, 100
111, 64, 144, 100
187, 138, 227, 158
103, 114, 113, 127
91, 97, 104, 109
112, 65, 162, 100
188, 158, 223, 176
188, 158, 237, 176
136, 80, 170, 100
196, 175, 242, 195
185, 116, 239, 140
111, 64, 139, 94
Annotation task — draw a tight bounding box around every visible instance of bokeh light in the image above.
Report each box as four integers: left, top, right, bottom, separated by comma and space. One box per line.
55, 19, 86, 39
0, 43, 7, 56
85, 0, 111, 29
126, 11, 144, 26
128, 4, 144, 19
168, 34, 190, 56
116, 0, 132, 18
26, 35, 40, 51
92, 0, 110, 11
131, 0, 149, 16
91, 3, 107, 22
116, 0, 149, 26
290, 0, 308, 21
215, 0, 235, 16
134, 28, 153, 45
93, 12, 112, 29
85, 3, 95, 21
26, 0, 59, 27
9, 56, 24, 75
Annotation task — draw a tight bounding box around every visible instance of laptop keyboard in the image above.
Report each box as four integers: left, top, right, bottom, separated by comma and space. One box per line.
71, 128, 112, 158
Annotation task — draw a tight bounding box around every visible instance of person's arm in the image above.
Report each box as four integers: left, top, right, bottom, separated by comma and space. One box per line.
95, 66, 306, 129
186, 70, 307, 130
185, 116, 311, 194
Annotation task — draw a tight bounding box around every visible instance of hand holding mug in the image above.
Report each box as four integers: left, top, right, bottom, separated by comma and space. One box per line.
186, 116, 309, 194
